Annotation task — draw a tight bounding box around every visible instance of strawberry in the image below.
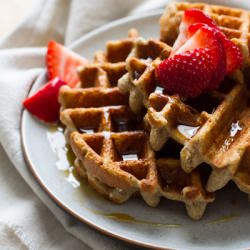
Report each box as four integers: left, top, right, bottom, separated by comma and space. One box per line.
157, 48, 216, 98
23, 77, 67, 123
213, 31, 243, 74
173, 9, 242, 74
46, 41, 88, 88
186, 23, 226, 89
157, 25, 226, 97
171, 9, 217, 55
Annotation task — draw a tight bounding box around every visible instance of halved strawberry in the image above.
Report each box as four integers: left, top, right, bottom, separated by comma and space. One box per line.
157, 25, 225, 97
171, 9, 217, 55
46, 41, 88, 88
23, 77, 67, 123
186, 23, 226, 89
157, 48, 215, 98
173, 9, 242, 74
213, 31, 243, 74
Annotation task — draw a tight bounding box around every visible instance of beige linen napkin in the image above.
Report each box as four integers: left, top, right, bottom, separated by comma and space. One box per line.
0, 0, 249, 249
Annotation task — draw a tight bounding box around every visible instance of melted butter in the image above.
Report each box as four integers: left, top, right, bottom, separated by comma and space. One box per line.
206, 214, 240, 225
66, 146, 76, 166
92, 211, 182, 228
177, 125, 200, 139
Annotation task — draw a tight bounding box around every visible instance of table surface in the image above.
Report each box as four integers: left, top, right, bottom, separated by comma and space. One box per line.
0, 0, 33, 37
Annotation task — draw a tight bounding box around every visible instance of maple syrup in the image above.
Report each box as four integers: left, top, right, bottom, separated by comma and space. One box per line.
221, 121, 242, 152
92, 211, 182, 228
177, 125, 200, 139
47, 126, 182, 228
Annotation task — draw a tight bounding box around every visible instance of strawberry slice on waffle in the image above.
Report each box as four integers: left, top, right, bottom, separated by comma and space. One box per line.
157, 9, 243, 98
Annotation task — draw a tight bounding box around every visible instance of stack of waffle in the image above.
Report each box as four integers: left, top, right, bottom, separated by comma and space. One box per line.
59, 2, 250, 220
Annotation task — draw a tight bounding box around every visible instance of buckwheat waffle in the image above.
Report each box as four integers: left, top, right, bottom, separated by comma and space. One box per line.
159, 1, 250, 67
145, 79, 250, 196
118, 38, 172, 113
59, 32, 213, 219
155, 141, 214, 220
59, 30, 163, 206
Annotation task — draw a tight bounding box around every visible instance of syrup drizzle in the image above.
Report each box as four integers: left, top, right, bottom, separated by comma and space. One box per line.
47, 125, 80, 188
177, 125, 200, 139
66, 167, 80, 188
206, 214, 240, 224
47, 126, 69, 171
47, 126, 240, 228
92, 211, 182, 228
103, 131, 111, 139
115, 119, 130, 132
79, 128, 94, 134
133, 71, 141, 80
154, 86, 164, 94
122, 153, 138, 161
47, 125, 183, 228
103, 107, 110, 124
103, 107, 111, 139
222, 121, 242, 151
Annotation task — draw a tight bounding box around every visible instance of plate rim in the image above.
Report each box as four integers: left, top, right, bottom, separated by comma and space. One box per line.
20, 11, 172, 250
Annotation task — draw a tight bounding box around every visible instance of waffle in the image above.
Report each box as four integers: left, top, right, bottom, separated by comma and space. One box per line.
59, 32, 214, 219
59, 30, 162, 206
145, 78, 250, 196
155, 143, 214, 220
118, 38, 172, 113
159, 1, 250, 67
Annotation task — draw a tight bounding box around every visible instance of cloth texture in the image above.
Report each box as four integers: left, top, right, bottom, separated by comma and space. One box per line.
0, 0, 249, 249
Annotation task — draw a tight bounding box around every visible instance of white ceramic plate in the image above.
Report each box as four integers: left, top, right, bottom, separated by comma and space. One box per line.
21, 11, 250, 250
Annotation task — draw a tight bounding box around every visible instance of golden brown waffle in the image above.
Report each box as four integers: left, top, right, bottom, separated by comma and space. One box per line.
60, 104, 214, 218
154, 137, 214, 219
118, 38, 172, 113
59, 32, 214, 219
156, 157, 214, 220
145, 78, 250, 196
159, 1, 250, 67
59, 30, 162, 206
62, 108, 160, 206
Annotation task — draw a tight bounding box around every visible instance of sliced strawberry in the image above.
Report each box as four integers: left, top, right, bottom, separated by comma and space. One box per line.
171, 9, 217, 55
186, 23, 226, 89
161, 8, 243, 98
46, 41, 88, 87
157, 48, 216, 98
177, 24, 223, 62
23, 77, 67, 123
173, 9, 242, 74
157, 25, 226, 97
213, 32, 243, 74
